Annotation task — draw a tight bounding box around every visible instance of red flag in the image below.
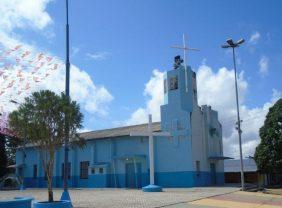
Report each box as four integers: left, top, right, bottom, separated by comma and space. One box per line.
24, 83, 30, 90
31, 66, 40, 74
38, 53, 44, 61
7, 80, 15, 88
33, 76, 40, 82
14, 45, 22, 50
46, 56, 53, 62
17, 70, 23, 77
39, 62, 45, 67
21, 51, 30, 58
5, 50, 12, 55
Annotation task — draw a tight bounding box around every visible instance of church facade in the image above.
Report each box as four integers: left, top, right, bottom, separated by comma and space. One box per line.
16, 60, 224, 188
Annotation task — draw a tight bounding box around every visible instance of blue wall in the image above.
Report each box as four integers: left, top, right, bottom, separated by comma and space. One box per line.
15, 64, 224, 189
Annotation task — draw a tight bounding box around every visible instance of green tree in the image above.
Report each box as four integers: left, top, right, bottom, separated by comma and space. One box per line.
9, 90, 84, 202
5, 136, 22, 165
0, 134, 8, 178
254, 98, 282, 174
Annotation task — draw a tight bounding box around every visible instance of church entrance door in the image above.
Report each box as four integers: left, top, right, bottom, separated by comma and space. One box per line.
210, 163, 216, 185
125, 162, 141, 189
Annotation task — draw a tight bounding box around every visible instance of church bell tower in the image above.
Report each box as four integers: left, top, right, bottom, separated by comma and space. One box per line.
160, 55, 198, 142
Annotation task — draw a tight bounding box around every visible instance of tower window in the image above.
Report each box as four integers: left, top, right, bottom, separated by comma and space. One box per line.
169, 76, 178, 90
164, 79, 167, 93
193, 89, 197, 100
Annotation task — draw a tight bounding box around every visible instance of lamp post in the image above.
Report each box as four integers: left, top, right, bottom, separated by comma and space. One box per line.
61, 0, 71, 202
221, 38, 245, 191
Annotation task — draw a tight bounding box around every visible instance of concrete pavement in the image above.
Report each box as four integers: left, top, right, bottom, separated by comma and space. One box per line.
167, 191, 282, 208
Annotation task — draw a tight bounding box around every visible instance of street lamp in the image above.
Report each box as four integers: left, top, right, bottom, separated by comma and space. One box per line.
221, 38, 245, 191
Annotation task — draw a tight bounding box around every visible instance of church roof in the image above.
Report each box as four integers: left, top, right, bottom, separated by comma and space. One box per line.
80, 122, 161, 140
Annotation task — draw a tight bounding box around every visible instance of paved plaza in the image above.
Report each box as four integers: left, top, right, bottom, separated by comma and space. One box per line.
0, 187, 237, 208
1, 187, 281, 208
170, 191, 282, 208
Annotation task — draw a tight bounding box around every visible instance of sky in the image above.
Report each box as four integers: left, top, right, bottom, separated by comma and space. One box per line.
0, 0, 281, 158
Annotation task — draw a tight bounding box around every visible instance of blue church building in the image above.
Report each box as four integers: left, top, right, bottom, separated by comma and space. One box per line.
16, 57, 225, 188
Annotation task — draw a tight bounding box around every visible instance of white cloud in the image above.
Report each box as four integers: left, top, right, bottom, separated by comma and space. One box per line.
249, 31, 260, 44
125, 64, 281, 159
0, 0, 52, 32
258, 56, 269, 76
124, 69, 164, 125
86, 52, 110, 61
0, 0, 114, 119
196, 64, 280, 158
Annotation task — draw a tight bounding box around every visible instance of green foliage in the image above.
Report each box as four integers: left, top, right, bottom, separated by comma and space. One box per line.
0, 134, 8, 178
9, 90, 84, 201
5, 136, 23, 165
254, 98, 282, 174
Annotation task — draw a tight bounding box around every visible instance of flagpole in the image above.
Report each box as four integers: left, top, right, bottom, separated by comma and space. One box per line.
61, 0, 72, 202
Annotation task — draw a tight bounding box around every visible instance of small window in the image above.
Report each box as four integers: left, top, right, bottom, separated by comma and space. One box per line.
169, 76, 178, 90
196, 161, 200, 174
91, 168, 95, 174
33, 165, 37, 179
99, 167, 104, 174
164, 79, 167, 93
177, 119, 185, 130
193, 89, 197, 100
80, 161, 89, 179
62, 162, 71, 180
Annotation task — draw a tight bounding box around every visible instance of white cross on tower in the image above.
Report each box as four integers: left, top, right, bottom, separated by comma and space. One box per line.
171, 34, 200, 92
130, 114, 170, 191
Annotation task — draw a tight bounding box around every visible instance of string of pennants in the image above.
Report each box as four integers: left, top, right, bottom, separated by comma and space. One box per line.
0, 44, 60, 97
0, 43, 62, 136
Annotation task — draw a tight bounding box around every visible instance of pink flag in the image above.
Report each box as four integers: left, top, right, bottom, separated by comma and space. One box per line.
14, 45, 22, 50
21, 51, 30, 59
33, 76, 40, 82
46, 56, 53, 62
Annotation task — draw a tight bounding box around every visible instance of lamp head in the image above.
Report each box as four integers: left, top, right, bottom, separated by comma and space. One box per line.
226, 38, 235, 46
236, 38, 245, 45
221, 44, 230, 48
